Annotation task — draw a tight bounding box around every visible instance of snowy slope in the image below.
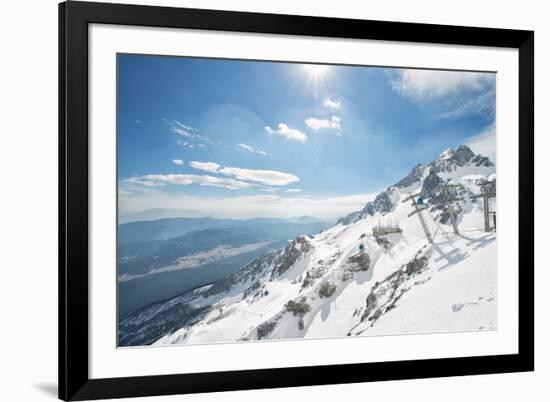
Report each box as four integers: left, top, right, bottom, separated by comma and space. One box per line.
355, 233, 497, 336
119, 144, 497, 347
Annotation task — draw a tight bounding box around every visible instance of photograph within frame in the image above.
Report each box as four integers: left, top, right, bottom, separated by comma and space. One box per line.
116, 54, 498, 348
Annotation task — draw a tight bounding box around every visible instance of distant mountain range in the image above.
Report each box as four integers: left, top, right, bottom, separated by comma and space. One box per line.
119, 208, 205, 224
119, 206, 328, 225
119, 216, 329, 244
118, 216, 331, 319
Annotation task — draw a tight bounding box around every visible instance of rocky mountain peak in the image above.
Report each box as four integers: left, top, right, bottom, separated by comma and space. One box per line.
437, 148, 455, 160
337, 144, 495, 226
454, 144, 476, 163
430, 144, 489, 173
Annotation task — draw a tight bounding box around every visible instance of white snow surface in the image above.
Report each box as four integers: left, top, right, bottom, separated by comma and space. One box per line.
154, 165, 497, 346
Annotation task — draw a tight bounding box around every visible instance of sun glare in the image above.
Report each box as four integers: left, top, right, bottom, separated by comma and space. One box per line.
303, 64, 329, 78
300, 64, 332, 97
276, 63, 334, 97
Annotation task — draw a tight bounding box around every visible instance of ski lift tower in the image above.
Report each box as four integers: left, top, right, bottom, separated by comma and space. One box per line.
433, 183, 463, 236
473, 178, 496, 232
403, 192, 433, 243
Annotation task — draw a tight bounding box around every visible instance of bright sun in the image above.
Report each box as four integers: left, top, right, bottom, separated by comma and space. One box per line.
300, 64, 332, 96
303, 64, 329, 78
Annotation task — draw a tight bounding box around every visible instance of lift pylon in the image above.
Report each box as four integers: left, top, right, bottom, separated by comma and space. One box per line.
472, 178, 496, 232
403, 192, 433, 243
434, 183, 463, 235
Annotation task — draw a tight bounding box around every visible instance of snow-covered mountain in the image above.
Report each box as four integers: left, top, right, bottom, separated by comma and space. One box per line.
118, 144, 497, 347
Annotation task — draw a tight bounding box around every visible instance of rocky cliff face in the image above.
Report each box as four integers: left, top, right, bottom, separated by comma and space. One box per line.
363, 191, 395, 216
420, 170, 444, 198
394, 163, 427, 188
356, 248, 430, 328
272, 235, 313, 278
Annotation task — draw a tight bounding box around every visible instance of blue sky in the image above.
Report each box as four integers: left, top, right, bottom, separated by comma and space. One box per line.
118, 54, 495, 221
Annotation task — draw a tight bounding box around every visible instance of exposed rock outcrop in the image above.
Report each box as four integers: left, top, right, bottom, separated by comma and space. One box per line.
318, 282, 337, 298
285, 297, 311, 316
347, 252, 371, 272
272, 235, 312, 278
358, 249, 430, 326
256, 320, 277, 339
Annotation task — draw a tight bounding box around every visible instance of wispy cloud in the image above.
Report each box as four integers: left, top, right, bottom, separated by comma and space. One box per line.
123, 177, 166, 187
237, 143, 269, 156
189, 161, 221, 173
165, 119, 215, 150
286, 189, 301, 193
169, 120, 198, 137
305, 115, 341, 132
219, 166, 299, 186
176, 141, 208, 150
139, 161, 300, 189
438, 90, 495, 120
128, 173, 254, 190
323, 97, 341, 109
265, 123, 307, 142
388, 69, 495, 120
390, 69, 493, 100
172, 159, 184, 166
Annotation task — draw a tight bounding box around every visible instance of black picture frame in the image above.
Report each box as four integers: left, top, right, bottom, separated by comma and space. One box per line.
59, 1, 534, 400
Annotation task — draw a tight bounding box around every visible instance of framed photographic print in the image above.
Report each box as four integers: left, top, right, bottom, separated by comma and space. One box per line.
59, 1, 534, 400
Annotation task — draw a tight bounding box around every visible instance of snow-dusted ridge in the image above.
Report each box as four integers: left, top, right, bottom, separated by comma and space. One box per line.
118, 144, 497, 347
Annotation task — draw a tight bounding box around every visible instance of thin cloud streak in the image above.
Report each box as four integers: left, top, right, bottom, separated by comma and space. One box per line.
219, 166, 299, 186
237, 143, 269, 156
